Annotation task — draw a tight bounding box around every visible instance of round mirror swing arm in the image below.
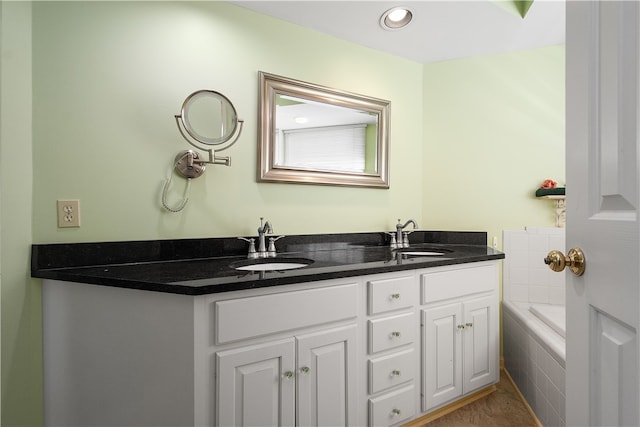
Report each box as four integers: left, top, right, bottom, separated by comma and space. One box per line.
174, 89, 244, 176
161, 89, 244, 213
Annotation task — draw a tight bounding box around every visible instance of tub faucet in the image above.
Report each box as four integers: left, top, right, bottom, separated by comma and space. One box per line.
257, 217, 273, 257
396, 218, 418, 247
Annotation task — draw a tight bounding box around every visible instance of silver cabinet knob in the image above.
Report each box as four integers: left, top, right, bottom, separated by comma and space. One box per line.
283, 371, 294, 379
389, 293, 401, 300
299, 366, 310, 374
465, 322, 473, 328
391, 370, 401, 377
390, 331, 401, 338
391, 408, 401, 416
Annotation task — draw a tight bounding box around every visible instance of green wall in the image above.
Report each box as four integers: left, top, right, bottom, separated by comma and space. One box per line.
1, 2, 41, 426
423, 45, 565, 247
32, 1, 423, 242
1, 1, 564, 425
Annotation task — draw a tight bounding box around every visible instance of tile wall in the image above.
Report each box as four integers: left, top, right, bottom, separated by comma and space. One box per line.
503, 226, 566, 427
503, 227, 566, 304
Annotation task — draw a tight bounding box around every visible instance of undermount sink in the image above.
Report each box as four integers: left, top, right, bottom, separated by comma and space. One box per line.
394, 248, 452, 256
230, 258, 314, 272
399, 251, 446, 256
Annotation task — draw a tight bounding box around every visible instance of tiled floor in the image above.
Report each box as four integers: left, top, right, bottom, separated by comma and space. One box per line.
419, 370, 539, 426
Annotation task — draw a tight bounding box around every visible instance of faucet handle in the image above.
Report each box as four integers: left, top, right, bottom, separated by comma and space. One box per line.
386, 232, 398, 249
237, 237, 257, 259
267, 235, 286, 257
402, 232, 410, 248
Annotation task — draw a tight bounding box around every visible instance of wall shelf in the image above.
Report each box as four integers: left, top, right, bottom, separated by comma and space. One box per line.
538, 195, 565, 227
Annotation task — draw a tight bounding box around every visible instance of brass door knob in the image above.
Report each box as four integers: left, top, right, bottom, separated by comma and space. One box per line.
544, 247, 586, 276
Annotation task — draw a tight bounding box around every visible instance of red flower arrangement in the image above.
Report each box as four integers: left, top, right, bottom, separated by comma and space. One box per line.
540, 179, 557, 189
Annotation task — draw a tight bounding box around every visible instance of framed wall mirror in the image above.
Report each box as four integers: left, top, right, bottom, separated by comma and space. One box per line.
258, 72, 390, 188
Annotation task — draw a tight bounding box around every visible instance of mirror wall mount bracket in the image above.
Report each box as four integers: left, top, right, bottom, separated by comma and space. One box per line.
174, 114, 243, 170
174, 150, 206, 179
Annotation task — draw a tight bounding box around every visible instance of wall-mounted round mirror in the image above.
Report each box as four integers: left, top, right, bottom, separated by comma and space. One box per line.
179, 90, 239, 146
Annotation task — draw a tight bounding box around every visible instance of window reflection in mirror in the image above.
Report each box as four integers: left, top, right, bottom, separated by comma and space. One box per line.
258, 72, 390, 188
274, 94, 379, 174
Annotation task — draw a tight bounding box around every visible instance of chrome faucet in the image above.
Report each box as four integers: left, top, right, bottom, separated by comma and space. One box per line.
257, 217, 273, 257
396, 218, 418, 247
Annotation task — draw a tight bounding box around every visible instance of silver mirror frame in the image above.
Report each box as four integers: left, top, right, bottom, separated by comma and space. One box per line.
258, 72, 390, 188
180, 90, 239, 146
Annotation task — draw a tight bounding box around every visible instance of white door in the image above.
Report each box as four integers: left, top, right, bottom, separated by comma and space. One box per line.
566, 1, 640, 425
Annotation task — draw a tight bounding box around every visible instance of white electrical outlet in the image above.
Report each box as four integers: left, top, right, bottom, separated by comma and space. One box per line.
57, 199, 81, 228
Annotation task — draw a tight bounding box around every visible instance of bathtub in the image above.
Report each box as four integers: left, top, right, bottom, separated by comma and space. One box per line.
530, 303, 566, 338
503, 300, 566, 426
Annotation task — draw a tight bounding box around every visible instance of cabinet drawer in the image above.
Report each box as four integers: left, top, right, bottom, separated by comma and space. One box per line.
368, 384, 415, 426
421, 263, 497, 304
368, 275, 415, 315
215, 283, 358, 344
368, 348, 415, 394
368, 312, 415, 354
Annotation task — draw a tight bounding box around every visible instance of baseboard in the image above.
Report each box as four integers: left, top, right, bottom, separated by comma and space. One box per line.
401, 384, 497, 427
502, 367, 543, 427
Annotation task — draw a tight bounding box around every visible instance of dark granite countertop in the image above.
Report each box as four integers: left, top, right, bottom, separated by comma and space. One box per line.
31, 231, 504, 295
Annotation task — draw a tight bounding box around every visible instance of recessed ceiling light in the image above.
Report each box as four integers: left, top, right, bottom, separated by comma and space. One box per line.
380, 7, 413, 30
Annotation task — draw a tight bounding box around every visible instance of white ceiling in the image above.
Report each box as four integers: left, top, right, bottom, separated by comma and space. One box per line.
232, 1, 565, 63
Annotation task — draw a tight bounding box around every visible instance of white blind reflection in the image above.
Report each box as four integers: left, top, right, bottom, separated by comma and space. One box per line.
276, 124, 366, 173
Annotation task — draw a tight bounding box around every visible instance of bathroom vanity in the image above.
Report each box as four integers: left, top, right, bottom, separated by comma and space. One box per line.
32, 231, 503, 426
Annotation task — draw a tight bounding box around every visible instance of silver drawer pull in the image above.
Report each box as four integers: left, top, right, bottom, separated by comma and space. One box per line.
466, 322, 473, 328
457, 324, 465, 330
299, 366, 310, 374
391, 370, 401, 377
391, 408, 401, 416
390, 331, 401, 338
389, 293, 401, 300
283, 371, 294, 379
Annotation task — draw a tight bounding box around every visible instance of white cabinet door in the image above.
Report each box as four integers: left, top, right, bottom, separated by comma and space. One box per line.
422, 294, 498, 411
462, 295, 498, 394
422, 302, 463, 410
296, 324, 358, 427
216, 338, 296, 427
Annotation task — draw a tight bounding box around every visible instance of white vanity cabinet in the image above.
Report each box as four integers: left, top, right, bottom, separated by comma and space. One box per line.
210, 281, 359, 427
216, 325, 357, 427
365, 274, 418, 426
420, 263, 499, 412
41, 260, 500, 427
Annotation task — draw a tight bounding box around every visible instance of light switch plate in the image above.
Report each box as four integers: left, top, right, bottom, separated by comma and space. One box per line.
57, 199, 80, 228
